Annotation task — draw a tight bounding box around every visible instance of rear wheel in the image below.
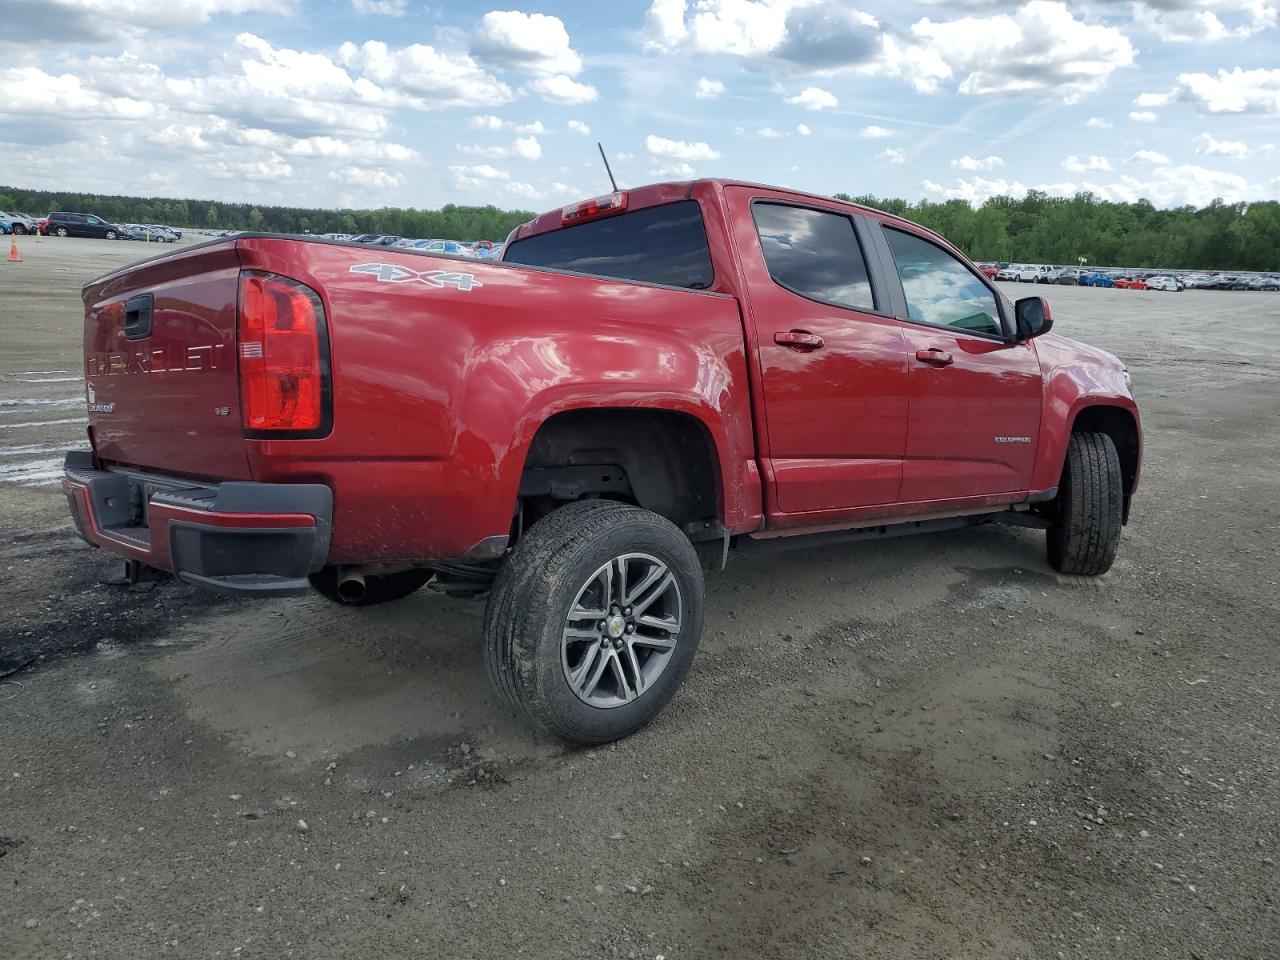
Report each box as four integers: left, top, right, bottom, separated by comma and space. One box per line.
105, 230, 118, 240
55, 227, 68, 237
1046, 432, 1123, 576
308, 567, 431, 606
11, 224, 26, 236
485, 499, 704, 744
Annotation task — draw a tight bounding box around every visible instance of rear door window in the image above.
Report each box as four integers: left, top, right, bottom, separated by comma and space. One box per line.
502, 200, 714, 289
751, 203, 876, 311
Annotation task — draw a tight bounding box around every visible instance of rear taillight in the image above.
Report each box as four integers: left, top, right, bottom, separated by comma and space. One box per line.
237, 271, 330, 435
561, 191, 627, 226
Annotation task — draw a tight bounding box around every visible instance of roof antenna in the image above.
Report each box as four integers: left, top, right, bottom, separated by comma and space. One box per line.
597, 141, 619, 193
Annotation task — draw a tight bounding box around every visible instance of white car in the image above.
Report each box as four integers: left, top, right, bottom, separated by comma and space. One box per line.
1017, 264, 1055, 282
1146, 275, 1181, 291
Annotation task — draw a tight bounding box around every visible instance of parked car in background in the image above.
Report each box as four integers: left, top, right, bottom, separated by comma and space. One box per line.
0, 219, 10, 236
1145, 276, 1181, 291
1079, 272, 1115, 287
1246, 276, 1280, 291
1112, 277, 1147, 290
1032, 265, 1059, 283
42, 211, 122, 239
1, 211, 39, 235
976, 262, 999, 278
1053, 268, 1080, 285
412, 239, 466, 255
995, 265, 1020, 281
1211, 275, 1248, 290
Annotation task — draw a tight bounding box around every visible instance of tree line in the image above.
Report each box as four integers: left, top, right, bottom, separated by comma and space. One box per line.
0, 186, 533, 244
837, 190, 1280, 272
3, 184, 1278, 271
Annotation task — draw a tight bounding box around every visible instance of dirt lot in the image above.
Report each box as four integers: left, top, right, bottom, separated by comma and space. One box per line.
1, 236, 1278, 960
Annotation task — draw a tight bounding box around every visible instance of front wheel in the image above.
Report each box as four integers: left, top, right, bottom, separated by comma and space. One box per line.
105, 230, 117, 240
485, 499, 704, 744
12, 224, 27, 236
55, 227, 68, 237
1046, 432, 1123, 576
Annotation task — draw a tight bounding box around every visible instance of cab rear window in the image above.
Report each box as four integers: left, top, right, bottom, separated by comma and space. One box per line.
503, 201, 714, 290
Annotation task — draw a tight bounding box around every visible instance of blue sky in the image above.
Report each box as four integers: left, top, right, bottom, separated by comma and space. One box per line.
2, 0, 1278, 211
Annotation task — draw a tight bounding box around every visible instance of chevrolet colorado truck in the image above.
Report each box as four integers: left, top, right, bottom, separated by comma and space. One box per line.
64, 179, 1141, 744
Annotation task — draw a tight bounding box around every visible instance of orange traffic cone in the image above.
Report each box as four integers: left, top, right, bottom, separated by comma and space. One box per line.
7, 237, 19, 263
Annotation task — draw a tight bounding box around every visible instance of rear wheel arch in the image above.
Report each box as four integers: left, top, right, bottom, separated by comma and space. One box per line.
516, 407, 724, 535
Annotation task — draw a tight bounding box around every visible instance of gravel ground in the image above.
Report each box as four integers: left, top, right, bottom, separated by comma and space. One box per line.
1, 236, 1278, 960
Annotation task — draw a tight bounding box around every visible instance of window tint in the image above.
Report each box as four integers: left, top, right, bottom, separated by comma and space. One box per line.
752, 203, 875, 311
884, 228, 1003, 337
503, 200, 714, 289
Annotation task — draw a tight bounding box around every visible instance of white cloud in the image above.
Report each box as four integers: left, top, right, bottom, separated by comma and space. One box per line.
208, 152, 293, 182
1036, 163, 1255, 207
567, 119, 591, 135
951, 154, 1004, 171
1129, 149, 1171, 164
923, 176, 1029, 204
2, 0, 292, 46
512, 135, 542, 160
471, 10, 584, 77
645, 134, 720, 160
696, 77, 726, 100
1196, 132, 1271, 157
330, 165, 405, 189
1129, 110, 1158, 122
758, 124, 811, 138
1086, 116, 1114, 128
785, 86, 838, 110
1063, 154, 1113, 172
897, 1, 1136, 101
644, 0, 792, 56
0, 65, 158, 121
650, 161, 697, 178
351, 0, 406, 15
859, 125, 892, 139
448, 163, 543, 201
1134, 91, 1174, 107
1129, 1, 1277, 42
468, 115, 547, 134
879, 147, 906, 165
336, 39, 514, 113
1163, 67, 1280, 114
527, 74, 599, 105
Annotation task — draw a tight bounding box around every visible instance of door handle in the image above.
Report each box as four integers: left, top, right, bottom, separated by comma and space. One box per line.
774, 330, 824, 351
915, 348, 953, 366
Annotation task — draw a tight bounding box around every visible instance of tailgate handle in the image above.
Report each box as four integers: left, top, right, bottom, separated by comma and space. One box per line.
124, 294, 154, 340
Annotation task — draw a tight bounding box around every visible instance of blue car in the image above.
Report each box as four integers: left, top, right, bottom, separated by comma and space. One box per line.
1079, 271, 1115, 288
0, 218, 11, 236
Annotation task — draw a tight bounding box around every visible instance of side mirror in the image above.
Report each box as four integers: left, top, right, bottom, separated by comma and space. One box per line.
1015, 296, 1053, 340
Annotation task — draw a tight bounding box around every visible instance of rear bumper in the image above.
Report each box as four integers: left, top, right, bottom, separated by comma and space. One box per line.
62, 451, 332, 596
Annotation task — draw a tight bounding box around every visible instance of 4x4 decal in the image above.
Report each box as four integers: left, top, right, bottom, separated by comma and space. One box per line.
349, 262, 483, 292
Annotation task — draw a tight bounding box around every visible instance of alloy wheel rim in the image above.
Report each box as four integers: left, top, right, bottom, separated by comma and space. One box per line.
561, 552, 682, 709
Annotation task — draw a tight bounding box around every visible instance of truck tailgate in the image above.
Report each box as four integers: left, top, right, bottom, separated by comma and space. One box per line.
82, 241, 251, 480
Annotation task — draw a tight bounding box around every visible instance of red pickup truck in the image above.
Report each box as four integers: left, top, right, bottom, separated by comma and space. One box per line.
64, 179, 1141, 743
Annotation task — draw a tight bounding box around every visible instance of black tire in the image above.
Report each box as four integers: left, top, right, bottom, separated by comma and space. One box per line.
484, 499, 704, 745
12, 224, 27, 236
55, 227, 68, 237
1046, 432, 1123, 576
308, 567, 431, 606
105, 230, 117, 240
